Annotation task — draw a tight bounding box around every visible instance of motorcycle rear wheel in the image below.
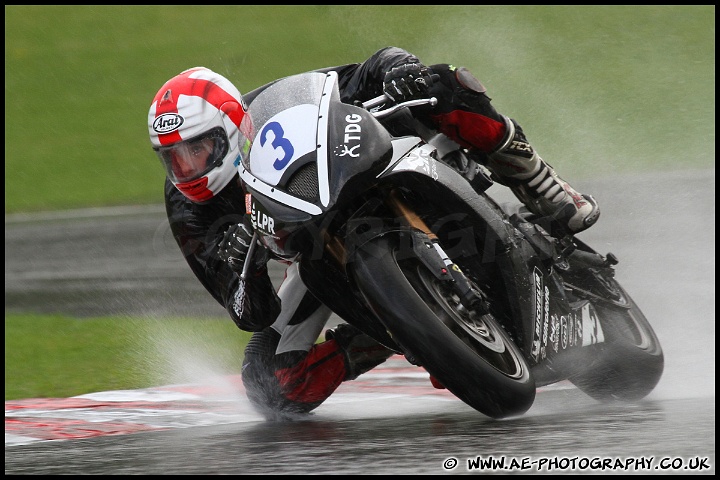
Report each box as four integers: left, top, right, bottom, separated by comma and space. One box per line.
350, 234, 536, 419
568, 281, 664, 402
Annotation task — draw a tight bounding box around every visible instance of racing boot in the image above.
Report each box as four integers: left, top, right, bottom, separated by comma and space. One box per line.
486, 117, 600, 236
325, 323, 394, 381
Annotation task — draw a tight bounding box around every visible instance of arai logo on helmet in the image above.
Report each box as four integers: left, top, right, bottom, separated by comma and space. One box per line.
153, 113, 184, 133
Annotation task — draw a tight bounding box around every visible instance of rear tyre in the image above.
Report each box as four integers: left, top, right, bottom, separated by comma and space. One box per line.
568, 282, 664, 402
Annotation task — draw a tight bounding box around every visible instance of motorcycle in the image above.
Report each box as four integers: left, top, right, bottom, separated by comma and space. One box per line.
236, 70, 664, 419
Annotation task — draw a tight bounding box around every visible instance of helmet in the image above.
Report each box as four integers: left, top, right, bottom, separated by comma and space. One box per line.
148, 67, 253, 203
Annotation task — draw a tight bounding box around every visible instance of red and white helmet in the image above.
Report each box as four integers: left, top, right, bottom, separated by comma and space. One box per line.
148, 67, 253, 203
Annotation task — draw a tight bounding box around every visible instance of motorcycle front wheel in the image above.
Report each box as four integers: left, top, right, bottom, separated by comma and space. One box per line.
350, 233, 536, 419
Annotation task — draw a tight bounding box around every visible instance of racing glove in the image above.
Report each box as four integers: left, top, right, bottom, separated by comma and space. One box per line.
218, 221, 254, 275
383, 63, 437, 103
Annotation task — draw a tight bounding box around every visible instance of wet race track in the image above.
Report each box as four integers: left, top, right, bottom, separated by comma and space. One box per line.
5, 169, 716, 475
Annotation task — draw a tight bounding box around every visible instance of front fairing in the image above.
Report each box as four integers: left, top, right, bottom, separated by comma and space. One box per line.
239, 71, 393, 258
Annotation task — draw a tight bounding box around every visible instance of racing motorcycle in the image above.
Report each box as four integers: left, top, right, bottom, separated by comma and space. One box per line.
237, 70, 664, 419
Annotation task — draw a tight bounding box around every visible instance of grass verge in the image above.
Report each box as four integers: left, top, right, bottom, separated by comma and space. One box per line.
5, 313, 252, 401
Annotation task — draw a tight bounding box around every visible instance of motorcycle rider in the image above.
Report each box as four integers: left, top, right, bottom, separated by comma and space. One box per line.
148, 46, 599, 418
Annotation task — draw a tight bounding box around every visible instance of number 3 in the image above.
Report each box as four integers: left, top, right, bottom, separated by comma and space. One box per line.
260, 122, 295, 171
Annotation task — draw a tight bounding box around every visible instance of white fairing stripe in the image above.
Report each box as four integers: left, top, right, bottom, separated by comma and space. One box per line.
239, 167, 322, 215
317, 71, 337, 207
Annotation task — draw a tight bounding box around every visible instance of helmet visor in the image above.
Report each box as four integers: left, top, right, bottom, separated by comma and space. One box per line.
155, 127, 229, 183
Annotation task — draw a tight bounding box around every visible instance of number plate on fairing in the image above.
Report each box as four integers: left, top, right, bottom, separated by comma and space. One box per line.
248, 104, 320, 186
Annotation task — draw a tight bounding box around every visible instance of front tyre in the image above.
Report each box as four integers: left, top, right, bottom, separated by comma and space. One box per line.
350, 234, 535, 419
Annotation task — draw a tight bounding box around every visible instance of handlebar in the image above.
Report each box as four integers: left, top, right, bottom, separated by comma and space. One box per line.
361, 95, 438, 119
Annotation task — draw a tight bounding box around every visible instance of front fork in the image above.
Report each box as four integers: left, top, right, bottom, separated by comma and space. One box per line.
322, 189, 483, 308
385, 189, 483, 310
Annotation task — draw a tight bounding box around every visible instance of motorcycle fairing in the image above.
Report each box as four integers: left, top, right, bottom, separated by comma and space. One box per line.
239, 71, 394, 215
239, 71, 330, 216
238, 71, 396, 259
527, 264, 607, 367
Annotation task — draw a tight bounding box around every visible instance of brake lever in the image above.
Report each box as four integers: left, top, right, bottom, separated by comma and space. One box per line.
362, 95, 438, 119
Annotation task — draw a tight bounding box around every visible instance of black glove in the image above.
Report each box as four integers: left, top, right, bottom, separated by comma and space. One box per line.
383, 63, 436, 103
218, 222, 254, 275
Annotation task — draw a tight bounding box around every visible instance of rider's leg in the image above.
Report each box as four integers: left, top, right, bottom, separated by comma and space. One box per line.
424, 63, 600, 235
324, 323, 395, 381
241, 263, 393, 418
485, 116, 600, 235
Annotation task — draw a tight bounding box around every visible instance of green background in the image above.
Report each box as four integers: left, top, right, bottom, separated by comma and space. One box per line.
4, 6, 715, 399
5, 5, 715, 214
5, 314, 252, 400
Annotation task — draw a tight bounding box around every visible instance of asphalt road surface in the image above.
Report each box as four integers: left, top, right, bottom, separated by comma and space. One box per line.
5, 168, 715, 475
